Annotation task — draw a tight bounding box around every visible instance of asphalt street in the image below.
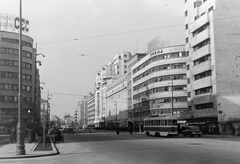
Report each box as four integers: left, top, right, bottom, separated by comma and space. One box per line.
1, 130, 240, 164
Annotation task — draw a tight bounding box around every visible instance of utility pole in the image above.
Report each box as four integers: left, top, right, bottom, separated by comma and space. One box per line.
46, 90, 51, 129
16, 0, 26, 155
115, 101, 119, 134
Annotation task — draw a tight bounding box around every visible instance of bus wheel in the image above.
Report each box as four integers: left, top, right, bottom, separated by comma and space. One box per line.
146, 132, 150, 136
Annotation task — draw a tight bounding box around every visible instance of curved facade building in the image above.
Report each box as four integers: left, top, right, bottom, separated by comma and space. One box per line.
0, 31, 39, 132
131, 45, 188, 126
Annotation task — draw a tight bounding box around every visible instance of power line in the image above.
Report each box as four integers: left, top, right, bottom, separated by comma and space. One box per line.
38, 48, 111, 60
38, 15, 240, 46
38, 23, 185, 45
42, 91, 86, 97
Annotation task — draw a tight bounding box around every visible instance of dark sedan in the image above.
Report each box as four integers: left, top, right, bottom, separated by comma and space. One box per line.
182, 126, 202, 137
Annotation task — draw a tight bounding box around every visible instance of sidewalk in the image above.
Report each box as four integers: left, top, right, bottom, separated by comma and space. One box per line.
0, 138, 59, 159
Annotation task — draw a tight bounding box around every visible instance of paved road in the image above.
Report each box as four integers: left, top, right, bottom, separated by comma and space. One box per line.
1, 130, 240, 164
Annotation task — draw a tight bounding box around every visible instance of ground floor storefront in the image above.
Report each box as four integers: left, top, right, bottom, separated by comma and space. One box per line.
181, 116, 240, 136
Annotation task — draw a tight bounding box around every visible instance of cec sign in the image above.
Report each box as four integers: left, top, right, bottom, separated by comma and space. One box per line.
0, 14, 29, 35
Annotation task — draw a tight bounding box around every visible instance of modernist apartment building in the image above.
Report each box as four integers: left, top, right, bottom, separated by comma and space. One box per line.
87, 94, 95, 127
131, 45, 188, 128
75, 96, 89, 128
127, 53, 147, 122
184, 0, 240, 134
106, 75, 128, 129
113, 51, 131, 77
0, 30, 40, 132
40, 99, 48, 125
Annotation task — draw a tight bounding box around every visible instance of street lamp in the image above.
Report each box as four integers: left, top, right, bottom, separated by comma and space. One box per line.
16, 0, 25, 155
114, 102, 119, 134
46, 91, 52, 129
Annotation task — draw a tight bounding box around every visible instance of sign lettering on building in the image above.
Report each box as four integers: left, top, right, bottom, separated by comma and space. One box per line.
150, 49, 164, 57
0, 14, 29, 35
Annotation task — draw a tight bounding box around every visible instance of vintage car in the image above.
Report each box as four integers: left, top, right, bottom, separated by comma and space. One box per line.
182, 126, 202, 137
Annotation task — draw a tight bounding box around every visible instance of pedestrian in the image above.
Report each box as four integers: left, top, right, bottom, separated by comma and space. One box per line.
11, 127, 16, 143
129, 126, 133, 134
232, 126, 235, 136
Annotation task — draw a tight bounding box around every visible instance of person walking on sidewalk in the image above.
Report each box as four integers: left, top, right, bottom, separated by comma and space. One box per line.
10, 127, 16, 143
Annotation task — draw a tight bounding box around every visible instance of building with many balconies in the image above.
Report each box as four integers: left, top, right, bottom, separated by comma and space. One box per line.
0, 26, 41, 132
184, 0, 240, 134
131, 45, 188, 130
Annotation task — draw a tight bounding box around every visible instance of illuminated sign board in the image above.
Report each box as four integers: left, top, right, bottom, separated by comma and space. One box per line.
0, 14, 29, 35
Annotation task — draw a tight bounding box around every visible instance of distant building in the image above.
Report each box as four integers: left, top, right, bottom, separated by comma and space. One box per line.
127, 53, 147, 122
87, 94, 95, 127
75, 96, 89, 128
113, 51, 131, 77
106, 75, 128, 129
40, 99, 48, 125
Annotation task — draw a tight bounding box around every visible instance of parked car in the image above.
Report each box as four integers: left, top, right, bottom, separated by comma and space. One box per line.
63, 127, 74, 134
182, 126, 202, 137
47, 128, 57, 135
54, 130, 64, 143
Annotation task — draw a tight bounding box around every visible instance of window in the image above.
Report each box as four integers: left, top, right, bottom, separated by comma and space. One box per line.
185, 11, 188, 17
194, 15, 199, 21
194, 54, 211, 66
201, 12, 205, 16
193, 22, 210, 37
193, 39, 210, 51
185, 24, 188, 30
186, 37, 189, 43
195, 102, 213, 110
194, 70, 212, 80
195, 86, 212, 95
208, 6, 213, 12
187, 78, 190, 84
188, 92, 191, 97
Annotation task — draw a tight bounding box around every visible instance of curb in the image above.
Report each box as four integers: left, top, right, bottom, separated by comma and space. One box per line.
0, 137, 59, 159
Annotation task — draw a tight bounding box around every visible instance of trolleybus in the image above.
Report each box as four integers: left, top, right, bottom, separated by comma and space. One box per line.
144, 115, 179, 137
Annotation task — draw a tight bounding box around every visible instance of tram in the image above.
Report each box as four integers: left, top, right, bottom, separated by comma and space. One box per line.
144, 115, 179, 137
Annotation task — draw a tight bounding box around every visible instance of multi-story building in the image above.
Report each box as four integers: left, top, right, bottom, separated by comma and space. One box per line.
75, 96, 89, 128
184, 0, 240, 134
127, 53, 147, 123
94, 62, 116, 128
131, 45, 188, 131
87, 94, 95, 127
113, 51, 131, 77
0, 15, 41, 132
40, 99, 48, 125
106, 75, 128, 129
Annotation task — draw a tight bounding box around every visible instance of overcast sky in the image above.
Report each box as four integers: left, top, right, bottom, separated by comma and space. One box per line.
0, 0, 185, 119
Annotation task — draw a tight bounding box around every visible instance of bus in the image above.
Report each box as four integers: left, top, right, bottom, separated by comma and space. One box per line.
144, 115, 179, 137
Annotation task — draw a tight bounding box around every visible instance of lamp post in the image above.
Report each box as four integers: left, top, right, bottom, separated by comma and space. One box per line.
114, 102, 119, 134
46, 91, 52, 129
16, 0, 25, 155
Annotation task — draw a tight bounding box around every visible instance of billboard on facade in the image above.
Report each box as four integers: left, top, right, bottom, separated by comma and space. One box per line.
0, 14, 29, 35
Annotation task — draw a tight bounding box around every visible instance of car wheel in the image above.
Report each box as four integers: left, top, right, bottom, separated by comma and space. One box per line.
190, 133, 193, 137
198, 135, 201, 137
146, 132, 150, 136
